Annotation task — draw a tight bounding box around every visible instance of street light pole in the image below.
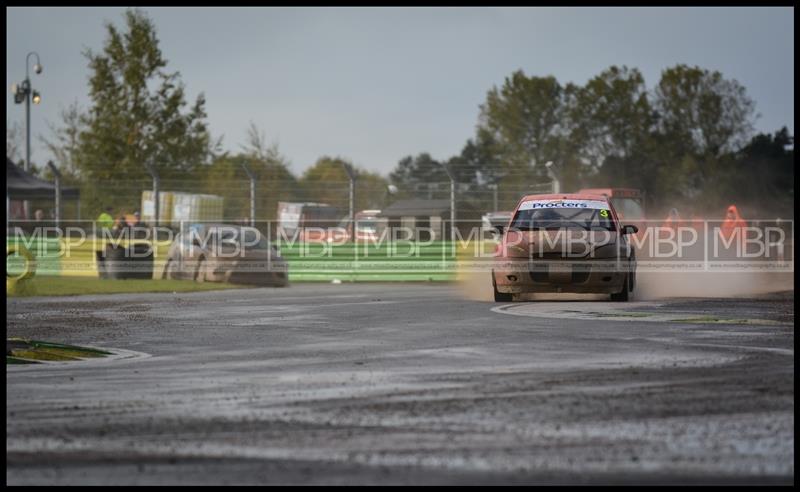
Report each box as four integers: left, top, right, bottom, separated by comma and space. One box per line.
23, 52, 42, 174
47, 161, 61, 231
12, 52, 43, 218
25, 82, 31, 172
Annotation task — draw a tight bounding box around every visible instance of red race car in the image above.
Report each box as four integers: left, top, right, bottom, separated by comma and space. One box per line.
492, 193, 638, 302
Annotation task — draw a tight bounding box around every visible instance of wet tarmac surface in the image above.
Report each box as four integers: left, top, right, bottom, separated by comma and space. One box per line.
6, 284, 794, 485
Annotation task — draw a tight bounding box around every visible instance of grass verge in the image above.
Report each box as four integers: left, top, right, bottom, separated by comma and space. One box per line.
7, 338, 114, 364
7, 276, 251, 298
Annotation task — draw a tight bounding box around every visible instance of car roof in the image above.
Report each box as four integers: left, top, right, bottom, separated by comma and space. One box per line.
517, 193, 610, 203
577, 188, 642, 197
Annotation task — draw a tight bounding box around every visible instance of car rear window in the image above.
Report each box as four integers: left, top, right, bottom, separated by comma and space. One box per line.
510, 199, 616, 232
208, 228, 270, 249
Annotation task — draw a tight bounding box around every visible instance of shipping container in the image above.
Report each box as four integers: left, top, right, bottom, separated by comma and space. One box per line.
141, 191, 224, 229
170, 192, 224, 228
141, 190, 174, 226
276, 201, 342, 239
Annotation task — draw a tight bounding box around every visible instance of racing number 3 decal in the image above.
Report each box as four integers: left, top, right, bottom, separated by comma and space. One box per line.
600, 209, 609, 218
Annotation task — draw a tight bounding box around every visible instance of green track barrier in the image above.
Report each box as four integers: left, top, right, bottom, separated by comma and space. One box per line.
279, 241, 454, 282
6, 236, 494, 283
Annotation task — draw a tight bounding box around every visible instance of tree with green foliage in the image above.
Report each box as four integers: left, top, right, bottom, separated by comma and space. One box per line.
569, 66, 665, 204
240, 123, 299, 214
478, 71, 567, 179
40, 101, 85, 184
445, 132, 505, 186
388, 153, 450, 195
724, 127, 794, 215
654, 64, 756, 159
354, 170, 392, 210
7, 119, 24, 164
637, 64, 756, 208
299, 156, 388, 211
76, 8, 212, 213
200, 123, 298, 221
201, 151, 298, 222
468, 64, 763, 212
570, 66, 655, 168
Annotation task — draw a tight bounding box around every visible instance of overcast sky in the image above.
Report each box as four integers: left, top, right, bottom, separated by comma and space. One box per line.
6, 6, 795, 175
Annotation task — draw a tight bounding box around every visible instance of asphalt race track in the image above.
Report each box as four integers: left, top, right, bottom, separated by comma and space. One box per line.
6, 284, 795, 485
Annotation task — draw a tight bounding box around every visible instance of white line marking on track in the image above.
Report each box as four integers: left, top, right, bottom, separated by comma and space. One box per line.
7, 347, 152, 371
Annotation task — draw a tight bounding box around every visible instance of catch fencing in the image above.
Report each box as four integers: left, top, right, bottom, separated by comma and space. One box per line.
9, 176, 554, 228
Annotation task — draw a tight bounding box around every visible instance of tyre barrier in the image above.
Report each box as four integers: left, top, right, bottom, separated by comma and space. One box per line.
7, 245, 37, 295
7, 246, 37, 280
97, 243, 155, 280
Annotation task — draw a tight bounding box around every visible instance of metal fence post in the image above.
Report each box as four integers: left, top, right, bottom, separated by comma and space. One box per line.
240, 162, 256, 227
144, 160, 160, 233
47, 160, 61, 230
489, 183, 498, 211
441, 163, 457, 253
545, 161, 561, 194
154, 175, 160, 231
342, 162, 357, 240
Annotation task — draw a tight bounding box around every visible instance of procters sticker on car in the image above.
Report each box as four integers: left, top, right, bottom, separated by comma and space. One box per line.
518, 199, 610, 210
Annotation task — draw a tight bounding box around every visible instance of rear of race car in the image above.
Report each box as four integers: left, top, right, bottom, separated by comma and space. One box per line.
207, 247, 289, 286
197, 226, 290, 287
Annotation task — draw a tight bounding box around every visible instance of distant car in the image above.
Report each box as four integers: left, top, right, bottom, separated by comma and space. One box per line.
482, 211, 514, 236
337, 210, 383, 242
163, 223, 288, 286
492, 193, 637, 302
577, 187, 646, 230
577, 188, 644, 217
276, 201, 343, 242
